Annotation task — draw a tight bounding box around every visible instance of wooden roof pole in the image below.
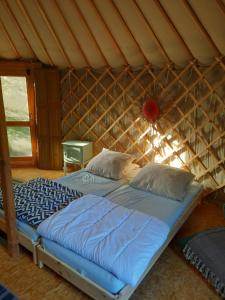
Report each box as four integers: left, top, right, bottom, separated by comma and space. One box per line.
3, 0, 36, 58
16, 0, 54, 65
153, 0, 194, 60
35, 0, 73, 67
0, 17, 20, 58
133, 0, 171, 63
0, 79, 19, 258
90, 0, 129, 66
54, 0, 91, 67
72, 0, 109, 67
183, 0, 221, 55
216, 0, 225, 15
110, 0, 149, 64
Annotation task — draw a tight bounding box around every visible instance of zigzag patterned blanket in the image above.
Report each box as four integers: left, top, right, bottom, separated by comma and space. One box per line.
0, 178, 83, 227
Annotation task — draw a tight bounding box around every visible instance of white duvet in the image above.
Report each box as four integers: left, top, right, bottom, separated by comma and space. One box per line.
37, 194, 169, 286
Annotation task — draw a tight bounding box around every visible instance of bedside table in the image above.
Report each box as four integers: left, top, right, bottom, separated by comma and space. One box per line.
62, 140, 93, 175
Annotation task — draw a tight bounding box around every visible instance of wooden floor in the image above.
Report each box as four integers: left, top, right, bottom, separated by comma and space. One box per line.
177, 200, 225, 238
0, 168, 224, 300
12, 168, 64, 181
0, 240, 90, 300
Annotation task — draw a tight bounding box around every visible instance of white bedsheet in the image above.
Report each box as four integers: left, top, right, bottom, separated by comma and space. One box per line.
37, 194, 169, 286
55, 170, 125, 196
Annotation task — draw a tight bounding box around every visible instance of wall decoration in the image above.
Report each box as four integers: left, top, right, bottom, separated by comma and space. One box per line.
142, 99, 160, 122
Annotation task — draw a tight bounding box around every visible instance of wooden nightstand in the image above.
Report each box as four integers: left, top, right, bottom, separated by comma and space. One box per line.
62, 140, 93, 175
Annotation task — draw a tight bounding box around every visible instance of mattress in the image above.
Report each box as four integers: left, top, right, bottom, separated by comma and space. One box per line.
55, 170, 126, 196
107, 182, 203, 229
0, 171, 126, 243
0, 209, 39, 242
40, 182, 202, 294
42, 238, 125, 294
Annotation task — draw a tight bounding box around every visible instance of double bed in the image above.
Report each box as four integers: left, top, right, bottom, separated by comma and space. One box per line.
0, 159, 203, 300
36, 179, 202, 300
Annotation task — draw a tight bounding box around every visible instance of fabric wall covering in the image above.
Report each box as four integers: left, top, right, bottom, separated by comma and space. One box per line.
0, 0, 225, 69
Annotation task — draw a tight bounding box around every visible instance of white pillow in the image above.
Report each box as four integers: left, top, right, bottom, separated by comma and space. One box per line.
86, 149, 135, 180
122, 163, 140, 180
130, 163, 194, 201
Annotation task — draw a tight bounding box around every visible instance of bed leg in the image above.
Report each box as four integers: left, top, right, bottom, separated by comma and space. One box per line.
38, 260, 44, 269
33, 242, 38, 265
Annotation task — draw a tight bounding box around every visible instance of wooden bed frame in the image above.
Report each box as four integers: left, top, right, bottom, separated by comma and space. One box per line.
0, 216, 38, 264
36, 191, 202, 300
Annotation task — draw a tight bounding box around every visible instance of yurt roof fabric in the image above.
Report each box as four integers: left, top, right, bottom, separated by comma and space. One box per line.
0, 0, 225, 69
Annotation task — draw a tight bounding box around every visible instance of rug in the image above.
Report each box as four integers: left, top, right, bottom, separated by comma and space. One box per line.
0, 284, 18, 300
183, 227, 225, 299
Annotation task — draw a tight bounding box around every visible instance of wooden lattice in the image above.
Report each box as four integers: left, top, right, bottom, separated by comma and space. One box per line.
61, 57, 225, 193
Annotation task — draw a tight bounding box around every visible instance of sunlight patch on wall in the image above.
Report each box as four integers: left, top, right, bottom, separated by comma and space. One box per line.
142, 127, 185, 169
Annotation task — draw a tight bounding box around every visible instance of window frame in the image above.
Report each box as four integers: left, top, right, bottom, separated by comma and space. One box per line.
0, 62, 38, 167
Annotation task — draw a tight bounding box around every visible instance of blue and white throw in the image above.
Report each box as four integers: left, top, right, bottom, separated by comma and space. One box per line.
0, 178, 83, 227
37, 194, 170, 286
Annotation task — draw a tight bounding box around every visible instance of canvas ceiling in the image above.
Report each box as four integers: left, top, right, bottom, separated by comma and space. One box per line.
0, 0, 225, 69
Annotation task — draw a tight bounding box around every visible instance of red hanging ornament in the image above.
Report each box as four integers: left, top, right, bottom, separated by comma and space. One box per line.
142, 99, 160, 122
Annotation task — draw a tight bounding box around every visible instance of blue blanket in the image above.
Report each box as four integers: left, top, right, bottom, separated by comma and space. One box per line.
0, 178, 83, 227
38, 194, 170, 286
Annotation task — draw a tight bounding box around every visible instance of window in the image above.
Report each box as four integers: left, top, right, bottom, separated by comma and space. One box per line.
0, 74, 36, 167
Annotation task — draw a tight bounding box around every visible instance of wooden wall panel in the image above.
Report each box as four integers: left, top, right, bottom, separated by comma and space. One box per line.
61, 57, 225, 193
35, 68, 62, 170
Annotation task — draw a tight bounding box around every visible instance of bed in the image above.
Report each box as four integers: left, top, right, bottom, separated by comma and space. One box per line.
0, 170, 126, 262
36, 181, 203, 300
0, 209, 39, 261
54, 169, 126, 196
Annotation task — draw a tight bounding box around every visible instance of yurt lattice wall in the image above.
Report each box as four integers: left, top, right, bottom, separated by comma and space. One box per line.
61, 57, 225, 193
